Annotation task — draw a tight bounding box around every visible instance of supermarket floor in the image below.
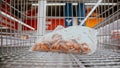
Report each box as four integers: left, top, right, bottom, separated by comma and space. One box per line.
1, 48, 120, 68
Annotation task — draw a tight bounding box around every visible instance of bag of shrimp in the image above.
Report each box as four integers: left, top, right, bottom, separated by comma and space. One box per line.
30, 25, 98, 55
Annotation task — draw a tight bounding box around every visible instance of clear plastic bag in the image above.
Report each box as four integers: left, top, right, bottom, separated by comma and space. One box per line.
30, 25, 97, 55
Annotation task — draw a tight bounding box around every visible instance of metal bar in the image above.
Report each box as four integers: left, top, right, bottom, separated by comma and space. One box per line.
70, 54, 86, 68
32, 3, 117, 6
0, 11, 35, 30
94, 9, 120, 29
37, 0, 46, 41
80, 0, 103, 26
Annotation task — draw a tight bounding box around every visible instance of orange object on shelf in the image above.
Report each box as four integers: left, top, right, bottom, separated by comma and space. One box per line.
86, 18, 104, 28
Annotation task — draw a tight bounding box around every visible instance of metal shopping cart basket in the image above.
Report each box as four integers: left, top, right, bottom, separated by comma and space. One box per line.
0, 0, 120, 68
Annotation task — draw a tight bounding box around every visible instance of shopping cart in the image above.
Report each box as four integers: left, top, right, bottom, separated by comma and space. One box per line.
0, 0, 120, 68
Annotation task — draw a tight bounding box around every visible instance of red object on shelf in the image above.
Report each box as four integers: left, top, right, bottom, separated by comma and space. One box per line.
46, 19, 65, 30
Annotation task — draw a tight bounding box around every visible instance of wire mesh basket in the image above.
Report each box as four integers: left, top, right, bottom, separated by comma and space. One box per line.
0, 0, 120, 68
